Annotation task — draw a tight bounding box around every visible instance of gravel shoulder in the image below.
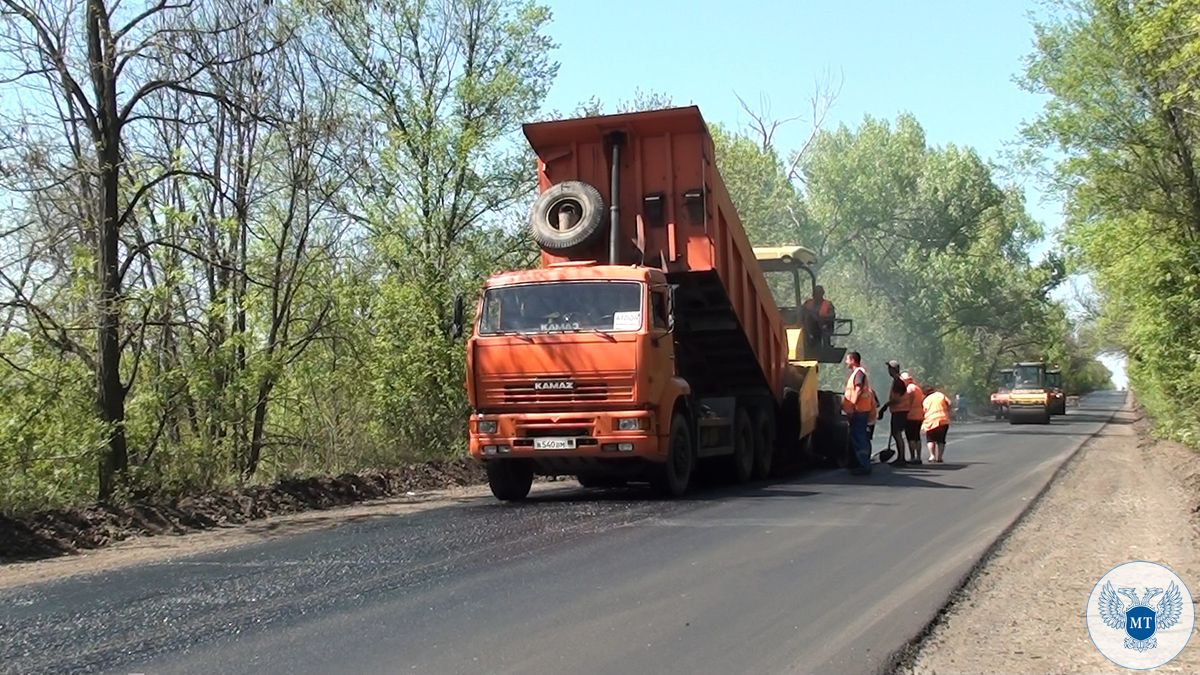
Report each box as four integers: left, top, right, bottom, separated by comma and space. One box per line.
899, 398, 1200, 674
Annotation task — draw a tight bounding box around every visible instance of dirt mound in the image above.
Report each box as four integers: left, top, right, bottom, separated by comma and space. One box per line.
0, 460, 485, 563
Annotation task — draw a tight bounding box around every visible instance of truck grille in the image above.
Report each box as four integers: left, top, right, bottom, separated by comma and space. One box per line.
482, 372, 636, 407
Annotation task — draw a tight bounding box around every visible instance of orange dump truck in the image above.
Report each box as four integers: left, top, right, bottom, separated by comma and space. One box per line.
462, 106, 850, 500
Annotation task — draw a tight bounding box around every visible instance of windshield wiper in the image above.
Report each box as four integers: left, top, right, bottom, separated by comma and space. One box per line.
494, 330, 533, 342
566, 327, 616, 342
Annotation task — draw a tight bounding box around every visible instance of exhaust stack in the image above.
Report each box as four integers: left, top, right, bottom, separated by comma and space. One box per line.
607, 132, 625, 265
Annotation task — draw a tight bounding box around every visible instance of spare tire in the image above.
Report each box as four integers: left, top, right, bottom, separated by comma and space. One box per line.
529, 180, 607, 253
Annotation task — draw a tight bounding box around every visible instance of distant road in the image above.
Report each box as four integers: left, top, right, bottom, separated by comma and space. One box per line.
0, 392, 1125, 675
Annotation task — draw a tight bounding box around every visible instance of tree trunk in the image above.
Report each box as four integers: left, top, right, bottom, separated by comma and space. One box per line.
88, 0, 128, 500
245, 376, 274, 479
96, 155, 128, 499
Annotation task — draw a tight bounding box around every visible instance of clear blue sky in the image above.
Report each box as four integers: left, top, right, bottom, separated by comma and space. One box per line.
540, 0, 1128, 387
542, 1, 1044, 167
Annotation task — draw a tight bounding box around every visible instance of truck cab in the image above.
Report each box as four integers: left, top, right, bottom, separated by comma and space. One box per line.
467, 263, 690, 497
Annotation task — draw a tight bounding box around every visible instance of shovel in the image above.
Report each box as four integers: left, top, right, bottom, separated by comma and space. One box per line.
871, 405, 896, 464
875, 438, 896, 464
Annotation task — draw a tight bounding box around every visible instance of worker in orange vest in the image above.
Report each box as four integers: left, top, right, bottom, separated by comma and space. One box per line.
901, 372, 925, 464
803, 285, 836, 346
878, 359, 910, 466
843, 350, 877, 475
921, 383, 952, 463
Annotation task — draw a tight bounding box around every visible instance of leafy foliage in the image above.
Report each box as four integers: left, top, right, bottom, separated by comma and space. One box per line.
1022, 0, 1200, 444
714, 111, 1102, 401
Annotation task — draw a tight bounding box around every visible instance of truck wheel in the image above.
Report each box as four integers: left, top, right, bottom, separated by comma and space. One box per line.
529, 180, 607, 253
752, 411, 774, 479
729, 409, 754, 483
653, 414, 694, 497
486, 460, 533, 501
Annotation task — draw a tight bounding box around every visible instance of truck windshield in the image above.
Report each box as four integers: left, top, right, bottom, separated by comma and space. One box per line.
1000, 371, 1015, 389
479, 281, 643, 335
1013, 365, 1043, 387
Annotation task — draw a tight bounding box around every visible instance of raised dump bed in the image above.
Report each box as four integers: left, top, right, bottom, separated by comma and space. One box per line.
522, 106, 787, 401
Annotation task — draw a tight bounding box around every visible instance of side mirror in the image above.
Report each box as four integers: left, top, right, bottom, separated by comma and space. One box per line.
451, 294, 465, 339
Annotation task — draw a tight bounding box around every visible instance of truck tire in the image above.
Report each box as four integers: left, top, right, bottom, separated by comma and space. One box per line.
652, 414, 694, 497
486, 460, 533, 501
752, 410, 774, 479
529, 180, 607, 253
729, 409, 755, 483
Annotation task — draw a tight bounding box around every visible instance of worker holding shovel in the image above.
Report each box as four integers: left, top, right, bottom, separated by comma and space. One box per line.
877, 360, 910, 466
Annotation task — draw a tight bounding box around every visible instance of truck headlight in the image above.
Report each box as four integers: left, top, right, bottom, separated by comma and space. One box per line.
477, 420, 498, 434
615, 418, 643, 431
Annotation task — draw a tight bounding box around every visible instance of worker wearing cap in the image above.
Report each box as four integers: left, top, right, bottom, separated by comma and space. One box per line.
901, 372, 924, 464
877, 360, 910, 466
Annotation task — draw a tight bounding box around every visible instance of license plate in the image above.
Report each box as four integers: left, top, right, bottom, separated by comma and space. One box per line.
533, 437, 576, 450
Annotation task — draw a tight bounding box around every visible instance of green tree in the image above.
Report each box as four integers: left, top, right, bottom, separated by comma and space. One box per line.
1022, 0, 1200, 443
312, 0, 558, 457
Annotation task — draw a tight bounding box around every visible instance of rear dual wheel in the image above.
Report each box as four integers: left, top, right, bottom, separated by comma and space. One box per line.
727, 407, 775, 483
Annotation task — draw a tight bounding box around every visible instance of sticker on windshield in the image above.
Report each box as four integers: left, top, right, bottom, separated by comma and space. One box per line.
613, 311, 641, 331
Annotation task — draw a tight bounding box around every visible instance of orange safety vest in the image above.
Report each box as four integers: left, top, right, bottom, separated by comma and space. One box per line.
843, 366, 877, 424
804, 298, 834, 318
906, 383, 926, 422
921, 391, 951, 432
888, 378, 910, 414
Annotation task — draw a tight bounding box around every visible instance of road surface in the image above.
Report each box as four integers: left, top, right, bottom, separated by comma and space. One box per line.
0, 392, 1125, 675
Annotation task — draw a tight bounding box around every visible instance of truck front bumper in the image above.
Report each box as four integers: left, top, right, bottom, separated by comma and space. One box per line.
468, 410, 664, 462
